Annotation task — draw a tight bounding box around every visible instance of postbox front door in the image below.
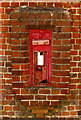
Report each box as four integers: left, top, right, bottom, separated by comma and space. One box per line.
30, 30, 52, 86
34, 51, 48, 84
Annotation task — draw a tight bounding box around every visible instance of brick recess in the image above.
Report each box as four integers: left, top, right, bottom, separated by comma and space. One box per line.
0, 1, 81, 119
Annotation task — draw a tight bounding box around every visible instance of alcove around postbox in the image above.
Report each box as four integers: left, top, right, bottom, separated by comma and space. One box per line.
11, 7, 71, 89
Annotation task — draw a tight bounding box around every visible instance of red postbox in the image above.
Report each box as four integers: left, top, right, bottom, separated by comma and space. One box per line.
30, 30, 52, 87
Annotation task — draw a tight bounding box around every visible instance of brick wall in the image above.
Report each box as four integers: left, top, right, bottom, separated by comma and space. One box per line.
0, 1, 81, 120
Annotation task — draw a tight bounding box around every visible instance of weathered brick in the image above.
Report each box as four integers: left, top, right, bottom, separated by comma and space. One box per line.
11, 2, 19, 7
38, 2, 46, 7
11, 12, 21, 19
47, 2, 53, 7
1, 14, 9, 19
1, 2, 10, 7
39, 89, 50, 94
55, 2, 62, 8
35, 95, 46, 100
12, 58, 29, 63
52, 58, 70, 64
29, 2, 37, 7
72, 2, 80, 7
21, 101, 29, 106
21, 89, 29, 94
48, 95, 65, 100
53, 83, 69, 88
20, 2, 28, 6
16, 95, 33, 100
52, 46, 70, 51
4, 106, 12, 111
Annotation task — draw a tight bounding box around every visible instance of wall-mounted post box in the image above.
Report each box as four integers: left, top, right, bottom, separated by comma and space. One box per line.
30, 30, 52, 87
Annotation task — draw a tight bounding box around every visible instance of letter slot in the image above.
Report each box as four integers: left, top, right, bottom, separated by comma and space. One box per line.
30, 30, 52, 87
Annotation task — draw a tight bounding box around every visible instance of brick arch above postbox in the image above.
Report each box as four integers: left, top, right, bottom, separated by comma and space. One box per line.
11, 6, 71, 89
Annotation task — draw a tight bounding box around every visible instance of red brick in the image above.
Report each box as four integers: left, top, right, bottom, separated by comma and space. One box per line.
56, 21, 71, 26
73, 56, 80, 61
11, 40, 20, 45
0, 8, 4, 13
30, 101, 38, 106
35, 95, 46, 100
5, 8, 14, 14
4, 106, 12, 111
69, 85, 76, 89
74, 45, 79, 50
21, 101, 29, 106
16, 95, 33, 100
21, 64, 29, 70
13, 106, 20, 111
12, 70, 29, 76
21, 89, 29, 94
62, 27, 71, 32
11, 20, 21, 26
12, 77, 20, 82
53, 33, 71, 39
61, 89, 70, 94
62, 40, 70, 45
71, 39, 75, 44
39, 89, 50, 94
74, 21, 81, 26
4, 20, 11, 25
61, 77, 70, 82
3, 33, 10, 38
12, 89, 20, 94
21, 76, 29, 82
43, 101, 50, 106
52, 52, 60, 58
52, 89, 60, 94
71, 27, 78, 32
73, 15, 80, 20
55, 2, 62, 8
71, 51, 78, 55
73, 33, 80, 38
52, 64, 60, 70
63, 111, 69, 116
70, 111, 77, 115
77, 9, 81, 14
69, 9, 76, 14
11, 12, 21, 19
11, 2, 19, 7
52, 58, 70, 64
6, 96, 13, 100
62, 52, 70, 58
29, 2, 37, 7
52, 46, 70, 51
10, 27, 20, 32
12, 58, 29, 63
53, 40, 61, 45
47, 2, 53, 7
71, 79, 79, 83
48, 95, 65, 100
62, 3, 71, 8
72, 2, 80, 7
2, 27, 8, 32
12, 64, 20, 69
62, 65, 70, 70
53, 83, 69, 88
12, 83, 25, 88
70, 62, 76, 66
5, 51, 11, 55
12, 51, 20, 57
20, 2, 28, 6
52, 77, 60, 83
4, 74, 11, 78
1, 14, 9, 19
38, 2, 46, 7
1, 2, 10, 7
